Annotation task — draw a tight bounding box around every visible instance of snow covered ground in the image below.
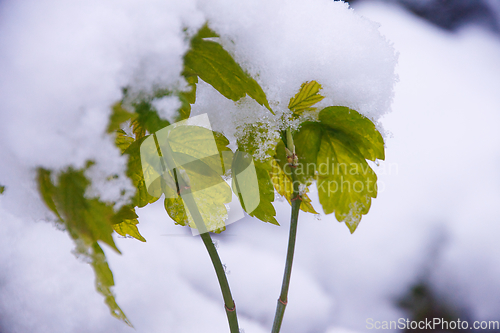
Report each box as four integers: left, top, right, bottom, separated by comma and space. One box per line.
1, 1, 500, 332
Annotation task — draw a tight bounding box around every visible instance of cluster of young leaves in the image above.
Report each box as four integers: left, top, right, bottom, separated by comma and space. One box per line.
35, 20, 386, 327
107, 24, 277, 231
232, 80, 385, 233
33, 22, 277, 325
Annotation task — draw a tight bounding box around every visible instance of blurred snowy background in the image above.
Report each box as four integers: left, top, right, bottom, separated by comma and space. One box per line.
1, 0, 500, 332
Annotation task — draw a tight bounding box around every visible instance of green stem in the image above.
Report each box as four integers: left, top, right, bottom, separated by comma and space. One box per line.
180, 182, 239, 332
154, 133, 239, 333
271, 130, 302, 333
200, 232, 239, 333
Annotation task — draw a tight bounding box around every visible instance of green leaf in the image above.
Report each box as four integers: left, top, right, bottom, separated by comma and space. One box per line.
232, 150, 278, 225
109, 89, 187, 139
182, 74, 198, 105
110, 204, 139, 224
271, 141, 317, 214
171, 152, 231, 194
165, 125, 229, 176
193, 23, 220, 39
269, 155, 317, 215
123, 138, 161, 208
293, 122, 323, 183
131, 101, 170, 139
316, 130, 377, 233
184, 26, 273, 113
37, 169, 62, 220
147, 125, 234, 233
0, 185, 4, 194
213, 131, 234, 175
318, 106, 384, 161
113, 219, 146, 242
177, 77, 197, 121
91, 242, 133, 327
37, 167, 133, 326
38, 167, 120, 252
164, 196, 189, 226
175, 66, 199, 121
293, 107, 385, 233
112, 205, 146, 242
234, 125, 280, 224
189, 178, 232, 232
115, 129, 135, 153
288, 80, 324, 115
107, 102, 136, 134
166, 128, 233, 232
163, 164, 232, 233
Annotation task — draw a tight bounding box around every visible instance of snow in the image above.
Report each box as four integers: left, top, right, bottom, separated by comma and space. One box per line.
350, 0, 500, 326
0, 0, 396, 215
192, 0, 397, 153
151, 95, 182, 123
1, 0, 500, 332
0, 0, 205, 218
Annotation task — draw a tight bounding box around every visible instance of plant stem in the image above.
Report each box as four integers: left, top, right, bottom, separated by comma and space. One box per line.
173, 177, 240, 332
174, 188, 240, 333
154, 134, 239, 333
271, 129, 302, 333
200, 232, 239, 333
176, 173, 240, 333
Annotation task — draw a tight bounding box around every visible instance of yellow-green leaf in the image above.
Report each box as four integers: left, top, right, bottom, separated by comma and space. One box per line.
293, 106, 385, 233
38, 168, 120, 252
232, 150, 278, 225
115, 129, 135, 153
165, 196, 189, 226
91, 242, 133, 327
316, 130, 377, 233
37, 167, 133, 326
318, 106, 384, 161
269, 158, 317, 214
164, 169, 231, 233
288, 81, 324, 115
144, 123, 234, 233
131, 101, 170, 139
113, 219, 146, 242
184, 26, 273, 113
107, 102, 136, 134
124, 138, 161, 208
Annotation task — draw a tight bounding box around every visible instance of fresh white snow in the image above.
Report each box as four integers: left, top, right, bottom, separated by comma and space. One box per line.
1, 0, 500, 332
